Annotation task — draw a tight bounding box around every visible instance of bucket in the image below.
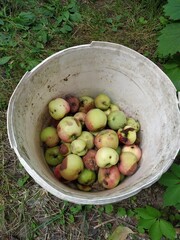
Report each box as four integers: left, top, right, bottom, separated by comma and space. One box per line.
7, 41, 180, 205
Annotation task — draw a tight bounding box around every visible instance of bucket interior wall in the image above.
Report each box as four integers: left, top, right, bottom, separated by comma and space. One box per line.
9, 43, 180, 204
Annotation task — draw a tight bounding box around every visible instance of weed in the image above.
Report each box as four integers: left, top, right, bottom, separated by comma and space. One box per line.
135, 206, 176, 240
159, 163, 180, 209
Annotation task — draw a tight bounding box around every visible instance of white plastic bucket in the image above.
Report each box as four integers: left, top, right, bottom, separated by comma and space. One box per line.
7, 41, 180, 205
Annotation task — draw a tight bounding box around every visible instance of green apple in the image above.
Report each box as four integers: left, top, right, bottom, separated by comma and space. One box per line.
126, 117, 140, 132
77, 169, 96, 185
48, 98, 70, 120
94, 129, 119, 149
40, 126, 59, 147
85, 108, 107, 132
78, 131, 94, 149
104, 103, 120, 116
71, 139, 87, 156
107, 110, 127, 130
95, 147, 119, 168
94, 93, 111, 110
118, 152, 138, 176
60, 154, 84, 181
44, 146, 64, 166
57, 116, 82, 143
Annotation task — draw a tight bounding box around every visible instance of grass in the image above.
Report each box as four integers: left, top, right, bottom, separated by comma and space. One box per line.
0, 0, 178, 239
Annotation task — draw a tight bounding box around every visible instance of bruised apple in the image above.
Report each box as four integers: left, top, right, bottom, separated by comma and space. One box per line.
98, 165, 121, 189
79, 96, 95, 113
53, 164, 61, 180
59, 142, 71, 156
82, 149, 98, 171
60, 154, 84, 181
74, 112, 86, 126
57, 116, 82, 143
117, 126, 136, 145
94, 129, 119, 149
118, 152, 138, 176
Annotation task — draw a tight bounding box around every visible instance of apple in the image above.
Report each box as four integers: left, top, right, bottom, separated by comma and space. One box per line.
77, 169, 96, 185
44, 146, 64, 166
59, 142, 71, 156
95, 147, 119, 168
60, 154, 84, 181
107, 110, 127, 130
85, 108, 107, 132
94, 129, 119, 149
98, 165, 121, 189
74, 112, 86, 126
117, 126, 137, 145
115, 146, 122, 155
77, 183, 92, 192
82, 149, 98, 171
71, 139, 87, 156
78, 131, 94, 149
104, 103, 120, 116
53, 164, 61, 180
48, 98, 70, 120
94, 93, 111, 110
40, 126, 59, 147
126, 117, 140, 132
118, 152, 138, 176
122, 144, 142, 161
79, 96, 95, 113
65, 95, 80, 113
57, 116, 82, 143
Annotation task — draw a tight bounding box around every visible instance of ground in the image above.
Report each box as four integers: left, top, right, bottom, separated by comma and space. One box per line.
0, 0, 178, 239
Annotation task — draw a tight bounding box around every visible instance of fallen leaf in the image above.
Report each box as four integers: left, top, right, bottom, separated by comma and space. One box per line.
108, 225, 134, 240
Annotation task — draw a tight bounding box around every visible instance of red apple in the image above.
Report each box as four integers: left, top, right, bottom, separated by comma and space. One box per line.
65, 95, 80, 113
40, 126, 59, 147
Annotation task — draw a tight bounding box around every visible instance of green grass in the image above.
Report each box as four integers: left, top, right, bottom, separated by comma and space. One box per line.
1, 0, 179, 239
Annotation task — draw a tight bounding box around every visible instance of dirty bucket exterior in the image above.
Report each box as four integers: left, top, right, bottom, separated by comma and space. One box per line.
7, 41, 180, 205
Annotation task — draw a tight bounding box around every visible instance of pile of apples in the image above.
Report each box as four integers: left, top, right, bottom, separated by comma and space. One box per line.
40, 94, 142, 191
